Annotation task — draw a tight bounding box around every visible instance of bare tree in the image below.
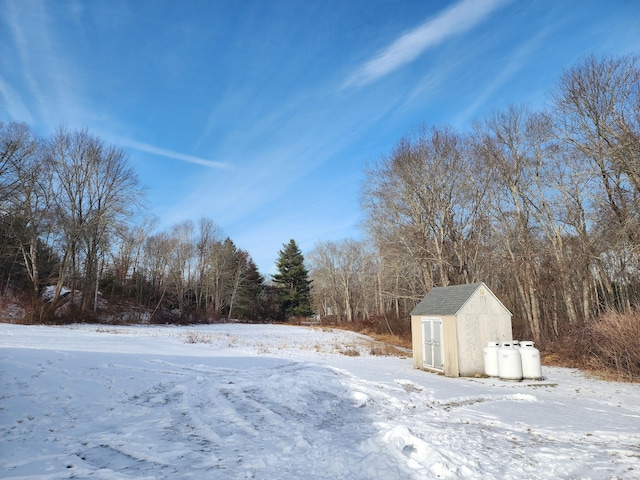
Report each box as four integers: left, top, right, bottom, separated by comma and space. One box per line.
553, 54, 640, 245
0, 122, 52, 294
194, 217, 223, 316
226, 242, 247, 321
362, 125, 487, 305
207, 237, 237, 318
48, 128, 142, 311
472, 105, 549, 340
309, 239, 368, 323
166, 221, 195, 315
1, 122, 35, 206
143, 230, 176, 319
552, 54, 640, 313
108, 218, 156, 299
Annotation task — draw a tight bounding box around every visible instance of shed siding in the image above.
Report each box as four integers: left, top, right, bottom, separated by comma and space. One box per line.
412, 315, 458, 375
411, 315, 423, 368
455, 289, 512, 376
442, 315, 459, 377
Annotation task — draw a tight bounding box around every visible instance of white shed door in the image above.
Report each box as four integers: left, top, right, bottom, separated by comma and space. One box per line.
422, 317, 444, 370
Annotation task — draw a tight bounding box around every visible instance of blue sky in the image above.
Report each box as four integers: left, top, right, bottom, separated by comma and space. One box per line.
2, 0, 639, 275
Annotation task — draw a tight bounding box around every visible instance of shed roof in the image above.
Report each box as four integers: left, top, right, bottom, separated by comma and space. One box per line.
410, 282, 494, 316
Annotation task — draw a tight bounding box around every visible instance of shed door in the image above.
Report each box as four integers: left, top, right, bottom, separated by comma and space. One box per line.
422, 317, 444, 370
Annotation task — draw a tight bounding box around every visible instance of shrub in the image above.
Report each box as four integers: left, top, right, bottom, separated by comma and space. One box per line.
585, 310, 640, 381
550, 310, 640, 381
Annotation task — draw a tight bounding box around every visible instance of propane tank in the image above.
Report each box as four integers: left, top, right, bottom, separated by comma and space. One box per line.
498, 341, 523, 381
483, 341, 500, 377
520, 341, 542, 380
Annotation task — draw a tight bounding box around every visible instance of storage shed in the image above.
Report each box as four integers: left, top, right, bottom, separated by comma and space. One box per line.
410, 282, 512, 377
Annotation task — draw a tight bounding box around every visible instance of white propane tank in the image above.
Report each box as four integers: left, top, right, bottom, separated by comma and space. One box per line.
520, 341, 542, 380
483, 341, 500, 377
498, 342, 523, 381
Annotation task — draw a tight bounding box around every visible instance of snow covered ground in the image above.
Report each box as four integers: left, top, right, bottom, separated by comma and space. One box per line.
1, 323, 639, 479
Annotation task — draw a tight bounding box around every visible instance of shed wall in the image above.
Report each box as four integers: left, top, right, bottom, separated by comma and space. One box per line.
411, 315, 458, 375
442, 316, 459, 377
455, 290, 512, 376
411, 315, 423, 369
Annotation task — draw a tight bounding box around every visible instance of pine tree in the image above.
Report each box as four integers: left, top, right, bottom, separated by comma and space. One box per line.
272, 239, 313, 319
233, 255, 265, 320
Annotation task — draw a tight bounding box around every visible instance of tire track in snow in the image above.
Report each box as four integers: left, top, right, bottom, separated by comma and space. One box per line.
2, 324, 640, 479
52, 354, 398, 479
330, 372, 640, 479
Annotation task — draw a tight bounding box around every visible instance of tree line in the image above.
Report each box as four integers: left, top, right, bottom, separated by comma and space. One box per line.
308, 54, 640, 342
0, 125, 312, 323
1, 127, 141, 314
2, 54, 638, 342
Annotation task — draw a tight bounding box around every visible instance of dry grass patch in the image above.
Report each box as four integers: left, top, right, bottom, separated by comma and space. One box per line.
308, 321, 411, 357
95, 327, 127, 334
339, 346, 361, 357
366, 331, 412, 350
369, 341, 406, 357
183, 331, 212, 344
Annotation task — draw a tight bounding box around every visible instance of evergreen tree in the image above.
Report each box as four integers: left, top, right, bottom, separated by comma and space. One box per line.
232, 254, 265, 320
272, 239, 313, 319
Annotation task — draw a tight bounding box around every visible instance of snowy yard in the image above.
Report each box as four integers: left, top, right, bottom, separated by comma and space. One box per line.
1, 323, 639, 479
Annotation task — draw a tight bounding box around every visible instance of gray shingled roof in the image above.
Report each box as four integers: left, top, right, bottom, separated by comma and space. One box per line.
410, 282, 484, 316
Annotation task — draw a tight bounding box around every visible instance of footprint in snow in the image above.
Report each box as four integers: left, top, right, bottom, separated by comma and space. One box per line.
395, 379, 424, 393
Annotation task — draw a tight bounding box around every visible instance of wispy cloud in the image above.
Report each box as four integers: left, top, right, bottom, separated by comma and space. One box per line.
454, 29, 549, 126
116, 137, 231, 169
2, 0, 86, 131
0, 75, 33, 123
343, 0, 510, 89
